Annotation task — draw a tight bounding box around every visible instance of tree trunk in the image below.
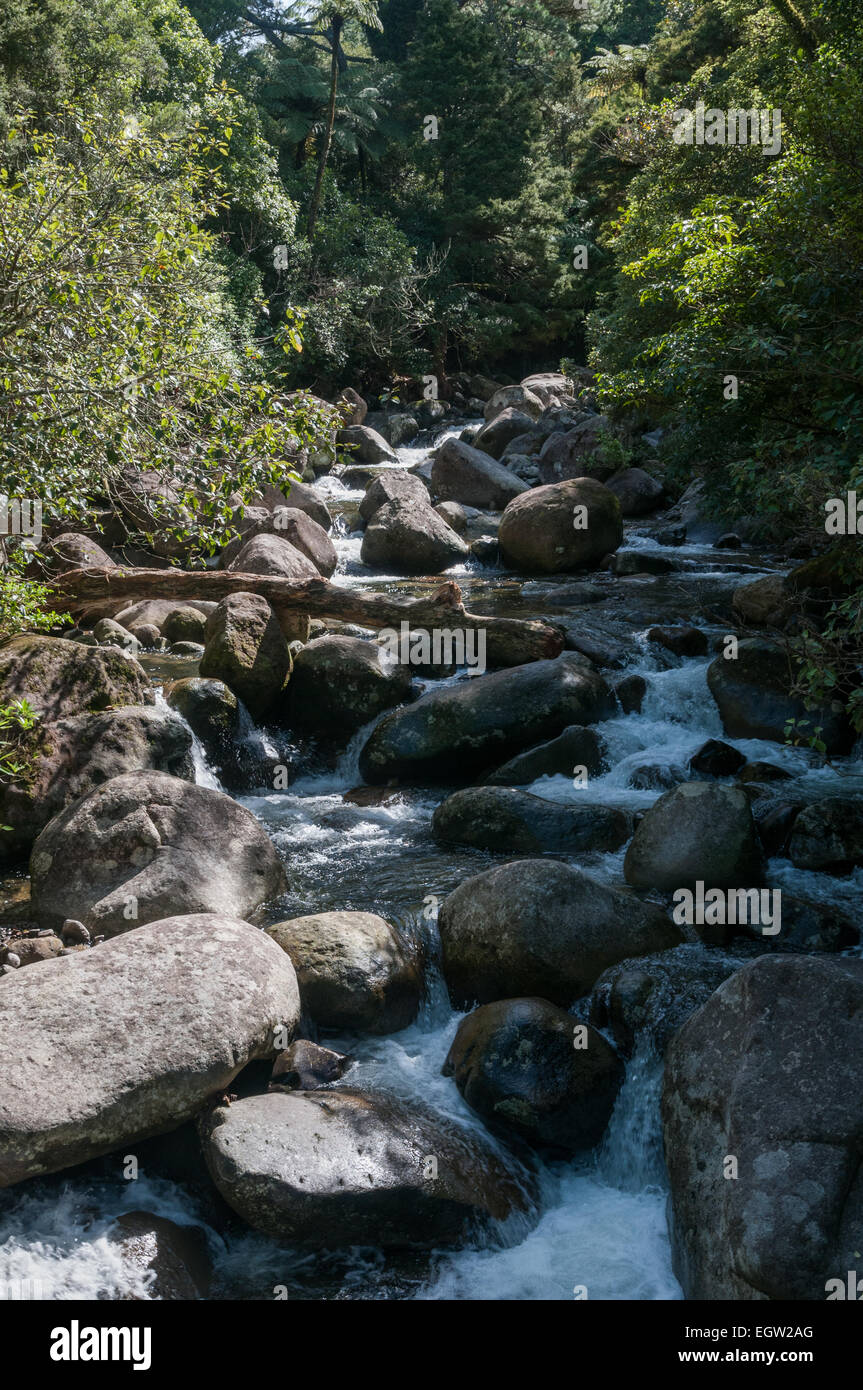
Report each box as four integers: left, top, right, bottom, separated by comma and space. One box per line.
307, 14, 343, 238
48, 566, 565, 668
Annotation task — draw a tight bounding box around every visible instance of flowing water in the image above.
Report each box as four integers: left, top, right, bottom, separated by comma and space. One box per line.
2, 426, 862, 1301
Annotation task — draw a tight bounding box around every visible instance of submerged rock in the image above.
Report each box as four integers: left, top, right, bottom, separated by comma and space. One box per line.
107, 1212, 213, 1300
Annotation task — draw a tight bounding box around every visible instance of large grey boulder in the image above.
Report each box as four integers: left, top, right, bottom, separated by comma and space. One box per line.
431, 786, 629, 855
498, 478, 622, 573
0, 635, 153, 723
199, 593, 291, 720
112, 599, 216, 635
662, 955, 863, 1300
227, 532, 320, 581
0, 914, 300, 1187
707, 639, 854, 754
483, 385, 544, 421
438, 859, 680, 1007
284, 635, 412, 740
36, 532, 116, 572
443, 998, 622, 1153
359, 655, 614, 784
624, 781, 764, 896
520, 372, 574, 407
220, 507, 336, 577
537, 416, 611, 484
338, 424, 398, 464
360, 498, 469, 574
431, 438, 528, 509
358, 469, 429, 523
199, 1088, 536, 1248
0, 706, 194, 863
266, 479, 331, 532
473, 409, 539, 460
267, 910, 423, 1033
29, 770, 286, 935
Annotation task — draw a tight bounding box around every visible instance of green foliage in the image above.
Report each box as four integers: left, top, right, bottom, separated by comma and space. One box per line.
0, 555, 67, 644
0, 696, 39, 793
0, 100, 328, 557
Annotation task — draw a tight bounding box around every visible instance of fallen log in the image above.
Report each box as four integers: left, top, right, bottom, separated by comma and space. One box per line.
48, 567, 564, 668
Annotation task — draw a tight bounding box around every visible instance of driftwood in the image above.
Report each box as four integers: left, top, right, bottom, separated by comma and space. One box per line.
48, 566, 564, 667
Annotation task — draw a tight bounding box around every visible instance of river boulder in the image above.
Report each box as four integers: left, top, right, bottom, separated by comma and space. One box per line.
358, 469, 429, 523
360, 497, 469, 574
220, 508, 336, 577
284, 634, 413, 740
482, 724, 606, 785
623, 782, 764, 895
29, 770, 286, 935
0, 914, 300, 1187
0, 635, 153, 723
199, 593, 291, 720
590, 944, 747, 1056
662, 954, 863, 1299
338, 424, 397, 464
359, 655, 614, 784
438, 859, 680, 1007
199, 1089, 536, 1248
605, 467, 664, 517
443, 998, 623, 1153
706, 639, 854, 754
537, 417, 611, 484
267, 910, 423, 1033
228, 532, 320, 581
787, 796, 863, 872
432, 438, 528, 509
498, 478, 622, 573
0, 706, 194, 864
473, 409, 540, 460
431, 786, 629, 854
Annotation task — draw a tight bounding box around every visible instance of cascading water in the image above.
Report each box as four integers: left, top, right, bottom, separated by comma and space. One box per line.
2, 426, 861, 1301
